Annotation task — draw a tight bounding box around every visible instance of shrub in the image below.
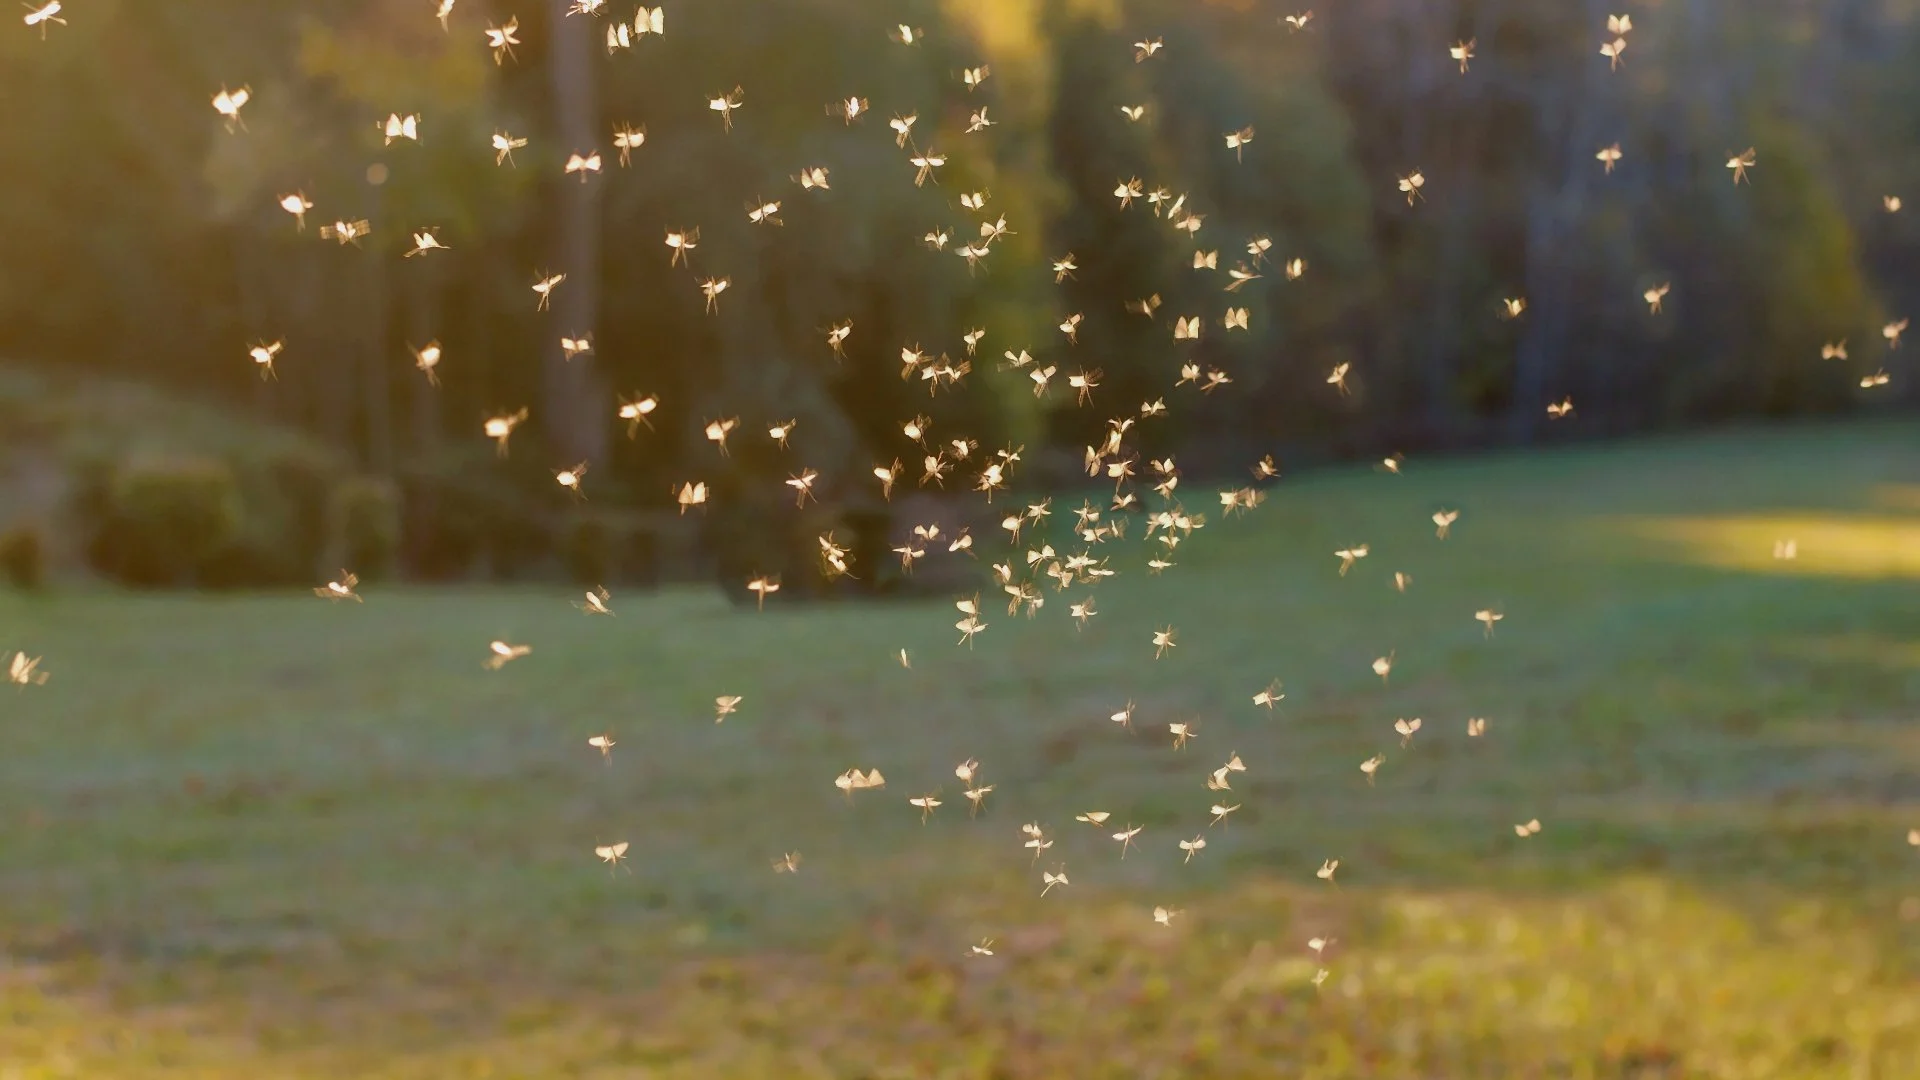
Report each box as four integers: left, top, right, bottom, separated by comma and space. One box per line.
88, 453, 242, 587
560, 511, 614, 586
0, 523, 46, 590
327, 476, 402, 583
399, 447, 553, 583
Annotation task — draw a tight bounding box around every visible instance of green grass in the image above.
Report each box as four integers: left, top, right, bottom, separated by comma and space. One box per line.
2, 420, 1918, 1079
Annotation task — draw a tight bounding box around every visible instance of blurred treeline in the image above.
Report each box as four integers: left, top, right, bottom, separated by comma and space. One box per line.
0, 0, 1914, 590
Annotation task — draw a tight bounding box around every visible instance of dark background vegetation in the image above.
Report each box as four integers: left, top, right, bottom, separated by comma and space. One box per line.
0, 0, 1913, 594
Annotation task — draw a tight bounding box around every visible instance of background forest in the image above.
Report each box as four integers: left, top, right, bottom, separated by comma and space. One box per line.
0, 0, 1913, 593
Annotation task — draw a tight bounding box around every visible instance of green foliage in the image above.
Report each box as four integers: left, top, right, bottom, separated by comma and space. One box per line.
397, 446, 551, 582
559, 509, 613, 587
0, 522, 46, 590
90, 452, 243, 587
327, 475, 402, 583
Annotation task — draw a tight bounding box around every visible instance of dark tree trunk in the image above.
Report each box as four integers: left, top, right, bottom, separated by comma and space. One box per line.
545, 0, 610, 468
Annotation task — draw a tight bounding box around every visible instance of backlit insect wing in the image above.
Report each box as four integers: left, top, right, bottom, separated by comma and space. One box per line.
319, 219, 371, 246
493, 130, 528, 166
1119, 104, 1145, 122
1174, 316, 1201, 341
1317, 858, 1339, 881
1398, 170, 1426, 204
484, 16, 520, 64
1600, 36, 1627, 70
1224, 126, 1254, 161
1644, 282, 1669, 312
890, 113, 918, 147
1547, 397, 1575, 418
674, 481, 708, 513
405, 229, 449, 257
435, 0, 456, 30
1283, 11, 1312, 31
961, 65, 990, 91
1372, 651, 1393, 680
967, 108, 995, 132
1334, 544, 1368, 576
1596, 142, 1623, 173
1468, 717, 1488, 737
796, 166, 831, 190
1886, 196, 1903, 213
1433, 509, 1459, 539
587, 733, 615, 758
554, 462, 589, 497
1179, 835, 1207, 863
618, 393, 659, 435
383, 113, 420, 145
277, 192, 314, 231
1134, 37, 1163, 61
1394, 717, 1422, 746
1607, 13, 1632, 34
483, 408, 528, 456
1225, 266, 1262, 292
313, 570, 360, 602
892, 23, 921, 45
909, 793, 942, 822
714, 695, 742, 722
606, 21, 632, 51
774, 851, 801, 873
212, 85, 252, 131
483, 640, 531, 670
825, 322, 853, 358
1153, 905, 1181, 926
564, 150, 603, 180
575, 587, 614, 616
1451, 39, 1474, 73
748, 198, 783, 225
708, 86, 744, 132
703, 417, 737, 455
664, 227, 699, 268
635, 5, 663, 34
699, 277, 730, 314
1040, 870, 1069, 896
1502, 297, 1526, 318
611, 126, 646, 166
910, 150, 946, 187
247, 339, 284, 380
568, 0, 607, 13
832, 97, 868, 124
1726, 147, 1755, 184
1152, 627, 1177, 659
1821, 340, 1848, 361
970, 939, 994, 956
403, 340, 443, 386
594, 841, 630, 869
1883, 318, 1909, 347
531, 272, 565, 311
1514, 818, 1542, 836
23, 1, 65, 37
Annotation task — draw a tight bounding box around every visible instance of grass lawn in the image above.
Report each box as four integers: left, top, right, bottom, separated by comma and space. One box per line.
2, 420, 1918, 1079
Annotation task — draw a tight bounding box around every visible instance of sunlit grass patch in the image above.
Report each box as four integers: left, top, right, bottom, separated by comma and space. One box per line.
1618, 511, 1920, 579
